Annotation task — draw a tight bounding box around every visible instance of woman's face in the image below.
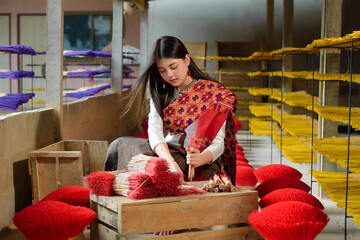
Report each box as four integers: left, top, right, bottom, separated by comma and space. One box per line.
156, 54, 192, 90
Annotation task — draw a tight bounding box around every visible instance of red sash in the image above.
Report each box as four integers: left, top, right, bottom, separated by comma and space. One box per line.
163, 80, 237, 182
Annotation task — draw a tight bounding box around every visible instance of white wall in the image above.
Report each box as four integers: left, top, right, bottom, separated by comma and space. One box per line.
147, 0, 322, 72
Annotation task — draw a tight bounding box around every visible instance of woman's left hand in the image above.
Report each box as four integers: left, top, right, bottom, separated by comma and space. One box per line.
186, 147, 211, 168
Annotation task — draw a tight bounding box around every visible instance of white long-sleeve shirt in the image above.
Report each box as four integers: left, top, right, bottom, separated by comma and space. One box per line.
148, 98, 226, 162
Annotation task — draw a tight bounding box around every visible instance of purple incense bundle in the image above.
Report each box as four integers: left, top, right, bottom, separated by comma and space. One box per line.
65, 69, 111, 78
0, 71, 35, 80
64, 84, 111, 99
63, 50, 135, 60
0, 45, 37, 55
0, 93, 35, 110
64, 50, 112, 58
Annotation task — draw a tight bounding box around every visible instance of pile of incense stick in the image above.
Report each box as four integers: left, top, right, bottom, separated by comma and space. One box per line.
202, 174, 237, 192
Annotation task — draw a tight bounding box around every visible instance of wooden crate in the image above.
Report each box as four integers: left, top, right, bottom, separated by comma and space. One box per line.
90, 186, 259, 240
28, 140, 108, 202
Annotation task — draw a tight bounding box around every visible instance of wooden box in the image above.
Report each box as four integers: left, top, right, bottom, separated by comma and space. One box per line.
28, 140, 108, 202
90, 186, 259, 240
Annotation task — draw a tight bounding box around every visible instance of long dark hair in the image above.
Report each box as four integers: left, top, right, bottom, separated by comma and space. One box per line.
122, 36, 214, 122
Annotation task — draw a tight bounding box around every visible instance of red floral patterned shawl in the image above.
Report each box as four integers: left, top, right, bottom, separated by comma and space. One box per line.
163, 80, 237, 183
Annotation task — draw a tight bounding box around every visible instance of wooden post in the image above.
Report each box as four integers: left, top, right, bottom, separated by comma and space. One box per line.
139, 8, 149, 73
266, 0, 274, 73
318, 0, 343, 198
266, 0, 274, 52
112, 0, 124, 94
46, 0, 64, 142
282, 0, 293, 93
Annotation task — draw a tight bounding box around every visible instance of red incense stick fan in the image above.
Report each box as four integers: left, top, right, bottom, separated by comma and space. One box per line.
235, 166, 257, 187
259, 188, 324, 210
41, 186, 90, 208
255, 177, 311, 199
254, 164, 302, 184
248, 201, 329, 240
13, 200, 96, 240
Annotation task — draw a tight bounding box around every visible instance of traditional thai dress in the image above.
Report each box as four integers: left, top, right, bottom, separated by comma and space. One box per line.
105, 79, 237, 183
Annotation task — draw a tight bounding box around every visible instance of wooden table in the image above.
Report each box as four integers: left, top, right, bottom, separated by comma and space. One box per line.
90, 187, 259, 240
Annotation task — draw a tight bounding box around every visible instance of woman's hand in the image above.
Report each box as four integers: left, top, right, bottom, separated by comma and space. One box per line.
164, 157, 187, 185
185, 148, 213, 168
166, 157, 182, 173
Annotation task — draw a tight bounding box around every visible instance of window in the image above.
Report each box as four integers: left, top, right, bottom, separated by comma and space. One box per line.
64, 14, 112, 51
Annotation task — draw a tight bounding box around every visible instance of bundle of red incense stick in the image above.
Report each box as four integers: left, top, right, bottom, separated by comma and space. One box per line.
85, 171, 118, 196
113, 157, 205, 200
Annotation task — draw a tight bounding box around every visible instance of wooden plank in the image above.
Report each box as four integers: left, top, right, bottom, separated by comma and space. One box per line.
28, 151, 80, 158
29, 155, 39, 203
63, 140, 108, 174
128, 226, 260, 240
98, 223, 119, 240
124, 191, 257, 206
91, 194, 130, 212
91, 190, 256, 209
31, 155, 84, 201
97, 204, 118, 229
183, 41, 207, 70
90, 200, 100, 240
64, 141, 88, 174
87, 141, 108, 173
37, 141, 65, 151
120, 194, 258, 235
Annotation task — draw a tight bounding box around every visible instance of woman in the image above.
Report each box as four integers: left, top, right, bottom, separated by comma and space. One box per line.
105, 36, 237, 183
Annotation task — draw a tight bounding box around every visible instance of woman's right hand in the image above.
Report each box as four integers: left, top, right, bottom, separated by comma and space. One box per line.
165, 158, 187, 185
153, 143, 186, 184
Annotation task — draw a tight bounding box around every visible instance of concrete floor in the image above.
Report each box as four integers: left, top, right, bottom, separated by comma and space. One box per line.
2, 130, 360, 239
236, 130, 360, 240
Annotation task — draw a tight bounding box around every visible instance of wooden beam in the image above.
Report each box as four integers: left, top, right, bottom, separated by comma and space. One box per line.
282, 0, 293, 49
282, 0, 294, 116
46, 0, 64, 141
112, 0, 124, 94
132, 0, 148, 11
282, 0, 293, 85
139, 9, 148, 73
266, 0, 274, 52
318, 0, 343, 198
